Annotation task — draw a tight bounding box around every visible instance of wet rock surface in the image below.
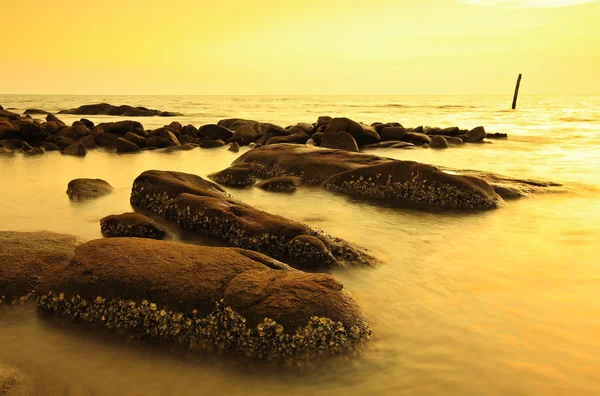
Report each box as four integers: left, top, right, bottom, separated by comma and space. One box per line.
208, 165, 256, 188
256, 176, 302, 192
131, 170, 375, 268
37, 238, 371, 361
0, 231, 81, 303
66, 178, 114, 201
100, 212, 167, 239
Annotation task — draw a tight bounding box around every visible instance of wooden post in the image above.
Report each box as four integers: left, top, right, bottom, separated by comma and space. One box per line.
512, 74, 522, 110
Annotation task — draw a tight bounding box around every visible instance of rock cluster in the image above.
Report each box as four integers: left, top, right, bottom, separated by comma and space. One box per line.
130, 170, 375, 268
57, 103, 181, 117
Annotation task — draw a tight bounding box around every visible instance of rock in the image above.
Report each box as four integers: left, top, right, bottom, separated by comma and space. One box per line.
0, 147, 14, 155
361, 141, 414, 150
123, 131, 146, 147
80, 118, 94, 129
105, 120, 141, 136
41, 121, 61, 135
132, 128, 148, 138
20, 141, 34, 151
320, 131, 359, 152
0, 360, 34, 395
177, 135, 196, 145
306, 138, 316, 146
1, 139, 23, 150
0, 231, 81, 302
324, 118, 380, 146
288, 235, 335, 268
79, 135, 97, 149
430, 135, 449, 149
19, 119, 49, 144
23, 146, 45, 156
199, 139, 225, 149
441, 136, 464, 145
116, 137, 140, 153
256, 176, 302, 193
95, 132, 119, 149
181, 124, 199, 138
485, 132, 507, 139
465, 126, 485, 143
255, 133, 273, 146
0, 118, 18, 140
266, 128, 309, 145
230, 124, 257, 145
100, 212, 167, 239
42, 142, 61, 151
167, 121, 182, 132
37, 238, 371, 360
46, 114, 66, 127
400, 132, 431, 145
132, 170, 374, 267
146, 128, 181, 148
316, 116, 332, 130
23, 108, 50, 115
58, 103, 182, 117
380, 126, 406, 141
427, 126, 461, 137
231, 145, 505, 210
52, 137, 77, 151
198, 124, 234, 141
373, 123, 392, 133
262, 123, 287, 136
160, 143, 197, 152
67, 178, 114, 201
0, 109, 20, 120
0, 104, 3, 110
209, 165, 256, 187
228, 142, 240, 153
62, 142, 87, 156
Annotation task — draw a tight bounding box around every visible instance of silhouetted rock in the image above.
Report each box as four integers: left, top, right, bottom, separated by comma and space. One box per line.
465, 126, 485, 143
430, 135, 449, 149
361, 141, 415, 149
198, 124, 233, 141
324, 117, 380, 146
228, 142, 240, 153
95, 132, 119, 149
380, 126, 406, 141
62, 142, 87, 156
256, 176, 302, 192
229, 124, 258, 145
79, 135, 97, 149
58, 103, 182, 117
67, 178, 114, 201
0, 109, 20, 120
23, 108, 50, 115
146, 128, 180, 148
117, 137, 140, 153
42, 142, 61, 151
100, 212, 166, 239
123, 131, 146, 147
400, 132, 431, 145
320, 131, 359, 152
199, 139, 225, 149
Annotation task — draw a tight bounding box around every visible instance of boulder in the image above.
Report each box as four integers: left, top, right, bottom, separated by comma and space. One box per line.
80, 118, 94, 129
324, 118, 380, 146
288, 235, 335, 268
485, 132, 507, 139
167, 121, 182, 132
146, 128, 181, 148
181, 124, 199, 138
430, 135, 449, 149
0, 118, 18, 140
229, 124, 257, 145
265, 128, 309, 145
465, 126, 486, 143
95, 132, 119, 149
373, 123, 392, 133
209, 165, 255, 187
361, 141, 414, 150
380, 126, 406, 141
199, 139, 225, 149
320, 131, 359, 152
58, 103, 182, 117
62, 142, 87, 156
105, 120, 140, 136
123, 131, 146, 147
427, 126, 461, 137
46, 114, 66, 127
400, 132, 431, 145
442, 136, 464, 145
228, 142, 240, 153
53, 137, 77, 151
100, 212, 167, 239
198, 124, 234, 141
116, 137, 140, 153
79, 135, 97, 149
256, 176, 302, 193
1, 139, 24, 150
37, 238, 371, 360
41, 121, 61, 135
0, 109, 19, 120
42, 142, 61, 151
177, 135, 196, 145
132, 128, 148, 138
67, 178, 114, 201
0, 231, 81, 302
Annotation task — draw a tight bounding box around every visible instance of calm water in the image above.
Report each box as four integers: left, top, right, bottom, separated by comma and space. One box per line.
0, 95, 599, 395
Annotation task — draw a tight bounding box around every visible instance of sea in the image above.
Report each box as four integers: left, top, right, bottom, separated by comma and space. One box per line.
0, 94, 599, 395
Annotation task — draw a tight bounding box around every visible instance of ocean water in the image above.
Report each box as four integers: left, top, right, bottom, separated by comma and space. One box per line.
0, 95, 599, 395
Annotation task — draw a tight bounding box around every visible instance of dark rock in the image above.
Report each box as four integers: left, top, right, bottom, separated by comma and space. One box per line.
124, 131, 146, 147
198, 124, 233, 141
46, 114, 66, 127
117, 137, 140, 153
262, 123, 287, 136
256, 176, 302, 193
412, 126, 424, 133
80, 118, 94, 129
228, 142, 240, 153
62, 142, 87, 156
288, 235, 335, 268
79, 135, 97, 149
485, 132, 508, 139
209, 165, 255, 187
95, 133, 119, 149
0, 118, 18, 140
54, 137, 77, 151
465, 126, 486, 143
443, 136, 464, 145
266, 127, 309, 145
23, 108, 50, 115
146, 128, 181, 148
0, 231, 81, 302
23, 146, 45, 156
181, 124, 199, 138
41, 121, 61, 135
100, 212, 167, 239
373, 123, 392, 133
430, 135, 449, 149
199, 139, 225, 149
230, 124, 257, 145
0, 147, 15, 155
177, 134, 196, 145
1, 139, 23, 150
167, 121, 182, 132
427, 126, 461, 137
310, 132, 323, 145
0, 109, 19, 120
160, 143, 197, 152
67, 178, 114, 201
37, 238, 371, 360
21, 141, 34, 151
42, 142, 61, 151
316, 116, 332, 130
400, 132, 431, 145
133, 128, 148, 138
58, 103, 182, 117
255, 133, 274, 146
380, 126, 406, 141
105, 120, 140, 136
361, 141, 415, 150
320, 131, 359, 152
324, 118, 380, 146
19, 120, 49, 144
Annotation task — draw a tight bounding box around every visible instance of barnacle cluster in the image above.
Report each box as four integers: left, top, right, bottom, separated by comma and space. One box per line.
38, 293, 371, 361
100, 218, 166, 240
288, 237, 337, 268
0, 291, 36, 306
326, 172, 503, 210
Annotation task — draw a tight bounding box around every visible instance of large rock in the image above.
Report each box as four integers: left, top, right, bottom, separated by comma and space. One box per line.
0, 109, 20, 120
256, 176, 302, 193
231, 144, 505, 210
209, 165, 256, 187
465, 126, 486, 143
116, 137, 140, 153
132, 170, 374, 267
100, 212, 167, 239
66, 178, 114, 201
79, 135, 97, 149
58, 103, 182, 117
37, 238, 371, 360
146, 128, 181, 148
265, 127, 309, 145
229, 124, 258, 145
380, 126, 406, 141
324, 118, 380, 146
62, 142, 87, 156
197, 124, 233, 141
95, 132, 119, 149
400, 132, 431, 145
105, 120, 140, 136
123, 131, 146, 147
0, 231, 81, 302
320, 131, 359, 152
430, 135, 449, 149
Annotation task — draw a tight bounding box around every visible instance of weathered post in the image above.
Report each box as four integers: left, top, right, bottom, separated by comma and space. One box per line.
512, 74, 522, 110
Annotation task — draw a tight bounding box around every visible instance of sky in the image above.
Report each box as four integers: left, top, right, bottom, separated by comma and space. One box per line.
1, 0, 599, 95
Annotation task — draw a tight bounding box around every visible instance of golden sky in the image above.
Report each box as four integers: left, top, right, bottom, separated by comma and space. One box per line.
1, 0, 599, 95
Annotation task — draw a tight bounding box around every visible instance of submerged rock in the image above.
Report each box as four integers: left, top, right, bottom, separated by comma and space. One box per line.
62, 142, 87, 156
131, 170, 375, 267
256, 176, 302, 192
58, 103, 182, 117
37, 238, 371, 361
465, 126, 485, 143
100, 212, 167, 239
66, 178, 114, 201
0, 231, 81, 303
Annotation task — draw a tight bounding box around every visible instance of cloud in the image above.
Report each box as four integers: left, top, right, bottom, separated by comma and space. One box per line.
458, 0, 596, 8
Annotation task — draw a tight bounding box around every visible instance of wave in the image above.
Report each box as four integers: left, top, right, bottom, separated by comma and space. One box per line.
559, 117, 597, 122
